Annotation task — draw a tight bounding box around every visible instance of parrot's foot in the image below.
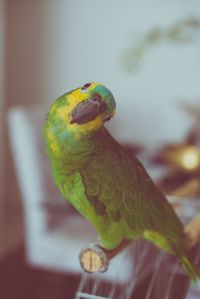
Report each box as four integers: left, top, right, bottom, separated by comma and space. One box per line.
79, 240, 132, 274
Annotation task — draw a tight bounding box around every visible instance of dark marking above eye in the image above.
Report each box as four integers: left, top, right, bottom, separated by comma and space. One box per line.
81, 83, 92, 90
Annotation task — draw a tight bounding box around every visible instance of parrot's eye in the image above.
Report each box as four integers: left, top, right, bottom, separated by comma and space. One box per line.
81, 83, 92, 92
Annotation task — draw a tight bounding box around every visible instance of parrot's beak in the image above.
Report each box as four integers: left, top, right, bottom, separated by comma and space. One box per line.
70, 94, 107, 124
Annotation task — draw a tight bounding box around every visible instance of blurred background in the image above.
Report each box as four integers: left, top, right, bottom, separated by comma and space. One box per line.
1, 1, 200, 299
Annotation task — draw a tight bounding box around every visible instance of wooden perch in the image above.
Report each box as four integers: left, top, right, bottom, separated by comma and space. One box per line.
79, 211, 200, 274
79, 240, 131, 273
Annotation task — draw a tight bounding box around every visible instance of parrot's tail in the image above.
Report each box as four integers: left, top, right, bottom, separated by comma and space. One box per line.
181, 255, 200, 283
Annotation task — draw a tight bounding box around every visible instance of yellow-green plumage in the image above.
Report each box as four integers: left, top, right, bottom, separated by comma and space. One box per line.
43, 82, 199, 282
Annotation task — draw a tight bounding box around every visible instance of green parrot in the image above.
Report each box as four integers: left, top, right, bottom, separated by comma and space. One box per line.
43, 82, 199, 281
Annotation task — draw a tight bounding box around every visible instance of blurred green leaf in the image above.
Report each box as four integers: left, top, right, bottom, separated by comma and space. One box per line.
122, 17, 200, 72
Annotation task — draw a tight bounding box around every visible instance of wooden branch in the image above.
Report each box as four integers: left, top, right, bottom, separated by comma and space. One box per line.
79, 240, 131, 273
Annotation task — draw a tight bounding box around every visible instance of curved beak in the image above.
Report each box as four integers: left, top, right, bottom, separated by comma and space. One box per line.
70, 94, 107, 124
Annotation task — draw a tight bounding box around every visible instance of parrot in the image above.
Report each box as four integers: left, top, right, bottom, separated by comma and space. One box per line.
43, 82, 200, 281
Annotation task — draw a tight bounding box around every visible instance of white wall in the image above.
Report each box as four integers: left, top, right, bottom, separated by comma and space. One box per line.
44, 0, 200, 147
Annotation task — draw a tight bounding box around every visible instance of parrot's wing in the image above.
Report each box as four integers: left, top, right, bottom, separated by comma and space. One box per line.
80, 129, 183, 237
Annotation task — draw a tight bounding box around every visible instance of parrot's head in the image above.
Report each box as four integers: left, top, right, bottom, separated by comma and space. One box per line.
45, 82, 116, 139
